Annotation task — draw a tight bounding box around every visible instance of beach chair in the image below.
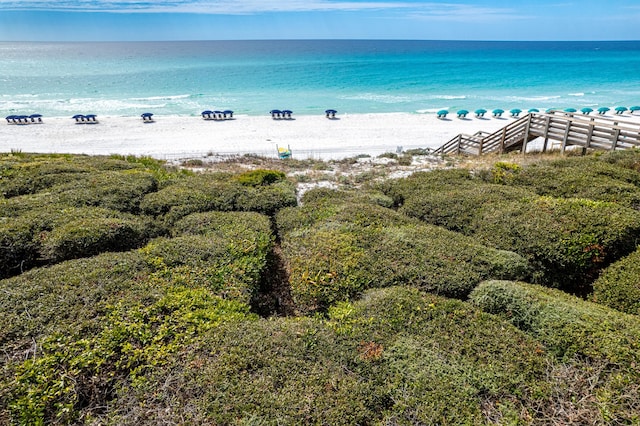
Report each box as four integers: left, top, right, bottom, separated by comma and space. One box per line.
277, 145, 292, 159
282, 110, 293, 119
29, 114, 43, 123
201, 110, 213, 120
325, 109, 337, 119
270, 109, 282, 119
6, 115, 17, 124
72, 114, 85, 124
85, 114, 99, 124
223, 110, 234, 119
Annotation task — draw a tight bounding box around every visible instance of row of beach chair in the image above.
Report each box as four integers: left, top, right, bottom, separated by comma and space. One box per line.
6, 109, 343, 126
5, 114, 43, 124
201, 110, 234, 120
72, 114, 99, 124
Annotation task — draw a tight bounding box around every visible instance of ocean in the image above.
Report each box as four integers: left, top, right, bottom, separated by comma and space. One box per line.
1, 40, 640, 118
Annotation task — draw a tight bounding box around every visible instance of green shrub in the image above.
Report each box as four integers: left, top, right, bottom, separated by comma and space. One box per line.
172, 210, 272, 238
592, 248, 640, 315
99, 287, 550, 425
496, 156, 640, 209
6, 287, 253, 425
234, 169, 286, 186
399, 183, 532, 234
0, 215, 41, 278
469, 196, 640, 289
0, 252, 155, 362
141, 230, 272, 302
278, 202, 530, 312
0, 154, 94, 198
0, 224, 269, 424
387, 168, 640, 289
39, 215, 151, 263
141, 173, 296, 225
52, 170, 158, 213
470, 280, 640, 422
470, 280, 640, 366
379, 168, 476, 207
0, 206, 155, 277
0, 153, 159, 199
301, 187, 394, 209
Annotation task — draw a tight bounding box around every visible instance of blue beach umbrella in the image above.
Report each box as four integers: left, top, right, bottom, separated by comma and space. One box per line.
325, 109, 337, 118
270, 109, 282, 117
29, 113, 43, 123
141, 112, 154, 117
436, 109, 448, 118
615, 106, 628, 114
580, 107, 593, 115
492, 109, 504, 117
456, 109, 469, 118
223, 110, 234, 118
597, 107, 610, 115
630, 106, 640, 114
282, 110, 293, 118
509, 108, 522, 117
564, 108, 577, 113
474, 108, 487, 117
5, 115, 17, 122
528, 108, 539, 113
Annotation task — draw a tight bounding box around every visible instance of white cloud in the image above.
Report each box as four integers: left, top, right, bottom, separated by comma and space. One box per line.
0, 0, 519, 20
0, 0, 413, 13
404, 4, 526, 22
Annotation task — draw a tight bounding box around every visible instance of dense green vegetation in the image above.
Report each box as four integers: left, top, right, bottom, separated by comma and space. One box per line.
2, 151, 640, 424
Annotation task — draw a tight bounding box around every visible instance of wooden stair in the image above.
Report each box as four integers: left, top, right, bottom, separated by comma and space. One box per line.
433, 112, 640, 156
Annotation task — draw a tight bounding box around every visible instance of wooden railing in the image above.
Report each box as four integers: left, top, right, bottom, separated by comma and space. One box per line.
433, 112, 640, 156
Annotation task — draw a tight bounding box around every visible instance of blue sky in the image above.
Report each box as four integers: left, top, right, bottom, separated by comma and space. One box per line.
0, 0, 638, 41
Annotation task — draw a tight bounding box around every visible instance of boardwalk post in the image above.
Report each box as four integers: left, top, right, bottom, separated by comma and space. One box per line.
611, 123, 621, 151
561, 119, 571, 154
499, 127, 507, 154
521, 114, 532, 154
542, 115, 551, 152
456, 134, 462, 155
583, 124, 594, 155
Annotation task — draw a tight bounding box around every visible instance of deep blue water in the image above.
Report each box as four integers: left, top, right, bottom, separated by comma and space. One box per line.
1, 40, 639, 117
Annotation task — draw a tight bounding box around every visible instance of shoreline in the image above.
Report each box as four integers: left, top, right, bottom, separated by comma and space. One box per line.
3, 112, 640, 161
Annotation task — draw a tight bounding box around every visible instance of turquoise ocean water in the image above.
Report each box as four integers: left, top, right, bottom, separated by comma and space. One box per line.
1, 40, 640, 118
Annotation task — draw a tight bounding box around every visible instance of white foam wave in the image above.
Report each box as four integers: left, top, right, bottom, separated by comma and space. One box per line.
339, 93, 412, 103
568, 93, 585, 97
131, 94, 192, 101
431, 95, 467, 100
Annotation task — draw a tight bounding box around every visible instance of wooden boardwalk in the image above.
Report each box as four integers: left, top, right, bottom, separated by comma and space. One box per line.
433, 112, 640, 156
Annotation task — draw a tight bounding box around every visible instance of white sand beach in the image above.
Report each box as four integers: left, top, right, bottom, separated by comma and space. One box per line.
3, 112, 640, 161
